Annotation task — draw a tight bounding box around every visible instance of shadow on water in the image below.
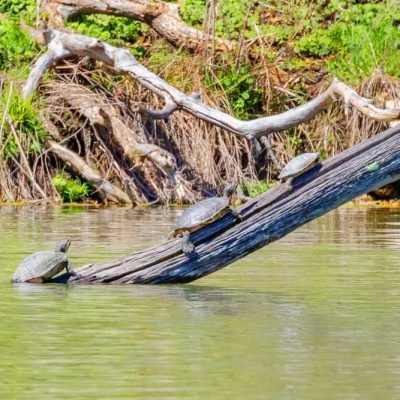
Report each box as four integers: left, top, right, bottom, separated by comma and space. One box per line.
11, 281, 299, 317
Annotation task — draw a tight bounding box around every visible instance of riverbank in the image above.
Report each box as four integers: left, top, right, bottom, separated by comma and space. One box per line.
3, 195, 400, 209
1, 1, 400, 204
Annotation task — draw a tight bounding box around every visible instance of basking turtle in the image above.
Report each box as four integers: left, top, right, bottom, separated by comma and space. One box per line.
12, 239, 75, 283
279, 152, 320, 183
170, 182, 241, 254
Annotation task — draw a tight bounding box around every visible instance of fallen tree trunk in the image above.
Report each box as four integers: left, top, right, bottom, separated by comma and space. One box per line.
63, 124, 400, 284
43, 0, 236, 52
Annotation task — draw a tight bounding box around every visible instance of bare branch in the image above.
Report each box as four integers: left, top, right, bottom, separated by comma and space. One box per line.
107, 113, 177, 176
48, 140, 132, 204
139, 101, 178, 120
45, 82, 178, 177
139, 92, 201, 120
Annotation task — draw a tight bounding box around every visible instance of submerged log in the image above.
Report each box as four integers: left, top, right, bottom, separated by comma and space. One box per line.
62, 124, 400, 284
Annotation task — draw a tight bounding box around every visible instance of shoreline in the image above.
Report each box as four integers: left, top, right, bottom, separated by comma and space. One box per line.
2, 196, 400, 209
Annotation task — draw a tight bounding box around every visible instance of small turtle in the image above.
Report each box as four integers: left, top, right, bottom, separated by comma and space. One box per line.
170, 182, 241, 254
12, 239, 75, 283
278, 152, 320, 183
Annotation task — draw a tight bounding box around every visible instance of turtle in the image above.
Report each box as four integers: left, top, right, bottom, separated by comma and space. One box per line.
278, 152, 320, 184
170, 182, 241, 254
12, 239, 75, 283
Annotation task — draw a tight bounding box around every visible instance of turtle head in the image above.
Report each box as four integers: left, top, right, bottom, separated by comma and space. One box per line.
223, 181, 238, 198
56, 239, 71, 253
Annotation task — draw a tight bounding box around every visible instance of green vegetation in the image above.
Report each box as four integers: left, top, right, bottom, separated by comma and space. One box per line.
0, 0, 36, 24
214, 0, 256, 40
0, 19, 35, 73
181, 0, 400, 81
206, 62, 263, 119
52, 173, 93, 203
294, 3, 400, 80
0, 86, 48, 160
241, 180, 272, 198
67, 14, 148, 57
3, 0, 396, 119
181, 0, 206, 26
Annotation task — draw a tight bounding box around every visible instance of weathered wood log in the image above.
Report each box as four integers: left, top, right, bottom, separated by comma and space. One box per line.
23, 29, 400, 144
43, 0, 236, 52
62, 124, 400, 284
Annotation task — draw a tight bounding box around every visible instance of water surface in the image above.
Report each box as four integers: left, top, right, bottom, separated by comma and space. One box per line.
1, 205, 400, 399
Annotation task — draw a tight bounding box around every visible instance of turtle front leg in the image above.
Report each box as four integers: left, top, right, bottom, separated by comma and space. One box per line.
230, 207, 243, 221
65, 262, 76, 277
181, 231, 195, 254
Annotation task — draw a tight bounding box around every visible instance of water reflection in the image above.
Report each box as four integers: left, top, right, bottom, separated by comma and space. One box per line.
1, 205, 400, 399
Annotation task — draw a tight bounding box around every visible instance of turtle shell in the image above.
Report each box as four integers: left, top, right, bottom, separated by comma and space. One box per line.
173, 196, 230, 234
278, 152, 320, 180
12, 251, 67, 283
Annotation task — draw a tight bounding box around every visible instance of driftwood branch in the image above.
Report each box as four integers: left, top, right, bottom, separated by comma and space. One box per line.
139, 92, 201, 120
46, 82, 177, 177
44, 82, 193, 200
139, 101, 178, 120
44, 0, 236, 52
23, 29, 400, 143
48, 139, 132, 204
61, 124, 400, 284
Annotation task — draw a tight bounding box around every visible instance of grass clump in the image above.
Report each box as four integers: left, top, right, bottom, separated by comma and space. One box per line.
0, 86, 48, 160
52, 173, 93, 203
0, 19, 35, 72
294, 3, 400, 80
214, 0, 256, 40
0, 0, 36, 24
181, 0, 206, 26
67, 14, 147, 56
206, 62, 263, 119
241, 180, 272, 198
181, 0, 262, 40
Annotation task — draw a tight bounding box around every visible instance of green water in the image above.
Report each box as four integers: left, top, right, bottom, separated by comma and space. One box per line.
1, 206, 400, 399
